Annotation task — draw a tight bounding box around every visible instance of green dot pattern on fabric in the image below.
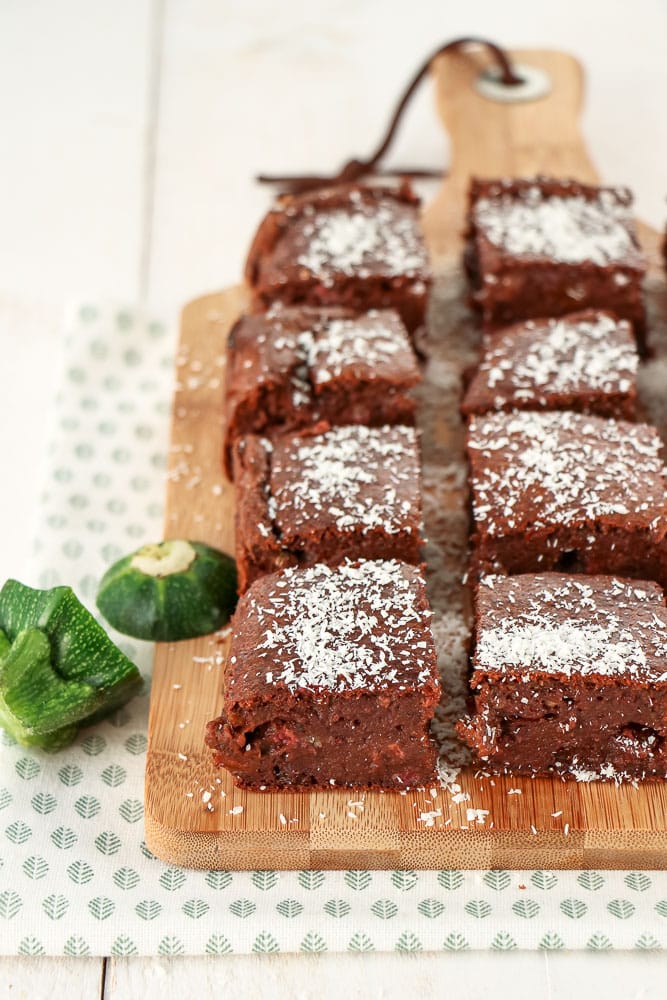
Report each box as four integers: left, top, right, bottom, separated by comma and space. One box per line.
78, 575, 98, 599
2, 302, 667, 958
90, 340, 108, 361
116, 311, 133, 331
124, 349, 142, 367
62, 540, 83, 559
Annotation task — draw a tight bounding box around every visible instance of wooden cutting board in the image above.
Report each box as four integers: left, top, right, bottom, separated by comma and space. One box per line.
144, 48, 667, 870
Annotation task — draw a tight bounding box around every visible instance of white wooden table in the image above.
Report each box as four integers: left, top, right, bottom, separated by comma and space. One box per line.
1, 2, 667, 995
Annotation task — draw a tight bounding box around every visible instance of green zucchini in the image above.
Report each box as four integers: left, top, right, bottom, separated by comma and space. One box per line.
0, 627, 98, 740
0, 582, 142, 749
96, 539, 237, 641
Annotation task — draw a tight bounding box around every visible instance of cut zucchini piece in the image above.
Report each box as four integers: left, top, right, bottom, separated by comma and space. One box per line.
0, 580, 141, 699
0, 627, 98, 737
96, 539, 237, 641
0, 580, 142, 748
0, 627, 75, 747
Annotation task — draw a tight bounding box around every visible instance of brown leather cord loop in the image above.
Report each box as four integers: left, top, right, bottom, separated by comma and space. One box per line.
257, 36, 522, 195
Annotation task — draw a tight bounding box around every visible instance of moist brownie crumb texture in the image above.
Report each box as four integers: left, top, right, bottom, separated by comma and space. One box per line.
467, 409, 667, 587
458, 573, 667, 780
469, 410, 664, 532
466, 177, 646, 345
223, 307, 420, 475
205, 560, 440, 789
295, 200, 426, 279
269, 425, 419, 536
307, 313, 409, 380
460, 173, 667, 782
245, 183, 431, 333
473, 187, 638, 265
209, 168, 667, 794
461, 309, 638, 418
209, 181, 441, 790
234, 424, 422, 592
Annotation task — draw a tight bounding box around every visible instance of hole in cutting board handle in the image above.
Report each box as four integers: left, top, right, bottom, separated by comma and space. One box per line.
475, 63, 552, 103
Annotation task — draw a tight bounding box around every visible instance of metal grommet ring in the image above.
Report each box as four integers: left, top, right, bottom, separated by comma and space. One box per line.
475, 63, 551, 103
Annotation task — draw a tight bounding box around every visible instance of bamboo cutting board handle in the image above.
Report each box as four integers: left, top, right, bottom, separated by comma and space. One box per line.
423, 47, 663, 266
423, 48, 599, 265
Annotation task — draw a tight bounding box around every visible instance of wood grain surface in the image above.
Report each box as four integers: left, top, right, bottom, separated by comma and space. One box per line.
144, 48, 667, 870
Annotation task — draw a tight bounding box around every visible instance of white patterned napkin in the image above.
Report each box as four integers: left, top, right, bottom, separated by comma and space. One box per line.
0, 302, 666, 956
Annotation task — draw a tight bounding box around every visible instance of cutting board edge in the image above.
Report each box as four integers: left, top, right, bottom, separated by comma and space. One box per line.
143, 805, 667, 870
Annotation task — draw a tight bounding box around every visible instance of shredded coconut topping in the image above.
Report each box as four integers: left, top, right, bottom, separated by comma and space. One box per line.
230, 309, 416, 418
474, 185, 639, 265
295, 200, 428, 281
475, 574, 667, 682
302, 315, 405, 385
232, 560, 436, 694
269, 424, 420, 537
468, 410, 666, 536
469, 312, 638, 403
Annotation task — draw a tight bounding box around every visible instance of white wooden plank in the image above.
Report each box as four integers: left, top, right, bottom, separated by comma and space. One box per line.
0, 957, 103, 998
146, 0, 449, 311
0, 299, 61, 581
105, 951, 667, 998
4, 949, 664, 997
106, 952, 551, 999
0, 0, 153, 304
147, 0, 667, 315
546, 951, 667, 998
0, 0, 155, 581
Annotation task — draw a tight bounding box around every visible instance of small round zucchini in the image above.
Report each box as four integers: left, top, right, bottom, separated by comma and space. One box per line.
96, 540, 237, 641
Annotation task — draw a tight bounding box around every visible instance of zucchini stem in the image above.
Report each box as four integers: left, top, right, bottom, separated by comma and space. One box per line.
130, 540, 197, 578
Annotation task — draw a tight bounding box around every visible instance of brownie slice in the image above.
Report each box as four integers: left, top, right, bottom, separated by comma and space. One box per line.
223, 306, 420, 478
245, 182, 431, 334
465, 177, 647, 349
467, 410, 667, 587
205, 559, 441, 790
458, 573, 667, 780
461, 309, 638, 420
233, 424, 422, 592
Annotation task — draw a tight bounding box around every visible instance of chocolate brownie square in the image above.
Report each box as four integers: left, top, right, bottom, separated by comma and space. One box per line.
245, 182, 431, 334
223, 306, 420, 477
205, 559, 441, 789
461, 309, 638, 420
458, 573, 667, 780
233, 424, 422, 592
466, 177, 647, 348
467, 410, 667, 587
